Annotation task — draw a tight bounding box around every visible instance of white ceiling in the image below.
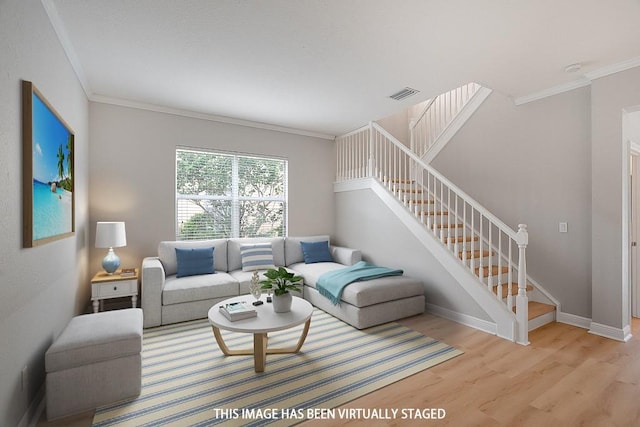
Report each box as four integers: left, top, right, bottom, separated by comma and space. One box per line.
47, 0, 640, 137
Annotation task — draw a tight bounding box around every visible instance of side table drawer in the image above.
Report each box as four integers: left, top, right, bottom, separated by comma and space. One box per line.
93, 279, 137, 298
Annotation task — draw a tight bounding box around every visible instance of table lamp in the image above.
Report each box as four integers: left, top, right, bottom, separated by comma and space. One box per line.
95, 221, 127, 274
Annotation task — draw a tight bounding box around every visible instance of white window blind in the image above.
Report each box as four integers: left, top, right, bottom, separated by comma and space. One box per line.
176, 148, 287, 240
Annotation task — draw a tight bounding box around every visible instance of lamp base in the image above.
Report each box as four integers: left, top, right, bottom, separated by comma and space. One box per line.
102, 248, 121, 274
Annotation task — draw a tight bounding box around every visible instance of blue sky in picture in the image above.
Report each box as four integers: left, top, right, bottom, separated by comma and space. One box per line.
32, 92, 71, 184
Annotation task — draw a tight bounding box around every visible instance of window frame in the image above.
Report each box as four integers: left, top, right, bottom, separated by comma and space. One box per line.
175, 147, 288, 240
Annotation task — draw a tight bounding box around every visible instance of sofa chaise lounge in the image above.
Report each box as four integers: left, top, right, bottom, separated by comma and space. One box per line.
141, 235, 425, 329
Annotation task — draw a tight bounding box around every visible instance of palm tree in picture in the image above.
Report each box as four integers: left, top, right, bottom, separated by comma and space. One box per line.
66, 135, 73, 184
57, 144, 65, 181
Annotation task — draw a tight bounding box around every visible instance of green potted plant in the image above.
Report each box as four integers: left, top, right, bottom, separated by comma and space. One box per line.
260, 267, 303, 313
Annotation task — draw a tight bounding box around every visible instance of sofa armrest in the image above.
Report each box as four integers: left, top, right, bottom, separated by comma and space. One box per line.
330, 246, 362, 266
141, 257, 165, 328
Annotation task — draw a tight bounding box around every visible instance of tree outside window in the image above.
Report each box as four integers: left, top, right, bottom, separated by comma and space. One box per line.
176, 149, 287, 240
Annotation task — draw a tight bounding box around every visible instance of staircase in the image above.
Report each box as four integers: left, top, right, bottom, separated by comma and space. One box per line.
410, 82, 493, 163
335, 120, 556, 345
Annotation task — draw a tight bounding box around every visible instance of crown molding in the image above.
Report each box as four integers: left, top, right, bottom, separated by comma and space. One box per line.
90, 94, 336, 140
42, 0, 335, 141
514, 78, 591, 106
41, 0, 92, 98
515, 56, 640, 106
585, 56, 640, 81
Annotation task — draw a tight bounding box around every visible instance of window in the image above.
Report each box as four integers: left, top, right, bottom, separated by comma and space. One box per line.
176, 148, 287, 240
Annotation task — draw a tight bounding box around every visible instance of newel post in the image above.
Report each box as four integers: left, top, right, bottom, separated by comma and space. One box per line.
516, 224, 529, 345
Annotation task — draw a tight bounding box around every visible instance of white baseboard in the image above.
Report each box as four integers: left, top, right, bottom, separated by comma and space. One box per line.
425, 302, 497, 335
17, 384, 45, 427
589, 322, 632, 342
556, 310, 591, 329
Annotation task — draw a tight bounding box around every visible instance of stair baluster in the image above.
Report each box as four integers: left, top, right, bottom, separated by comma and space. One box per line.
410, 82, 481, 159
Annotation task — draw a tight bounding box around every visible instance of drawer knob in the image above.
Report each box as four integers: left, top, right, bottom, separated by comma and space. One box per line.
113, 286, 117, 291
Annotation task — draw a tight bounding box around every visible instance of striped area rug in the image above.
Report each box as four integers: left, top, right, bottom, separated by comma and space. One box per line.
93, 309, 462, 427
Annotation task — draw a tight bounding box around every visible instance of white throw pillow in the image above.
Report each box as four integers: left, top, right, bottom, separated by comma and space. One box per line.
240, 243, 275, 272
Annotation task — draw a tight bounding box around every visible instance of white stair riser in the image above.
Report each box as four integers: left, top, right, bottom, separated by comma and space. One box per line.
498, 289, 533, 305
529, 311, 556, 331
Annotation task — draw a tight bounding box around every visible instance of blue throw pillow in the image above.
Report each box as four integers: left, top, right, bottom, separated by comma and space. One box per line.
175, 247, 214, 278
300, 240, 333, 264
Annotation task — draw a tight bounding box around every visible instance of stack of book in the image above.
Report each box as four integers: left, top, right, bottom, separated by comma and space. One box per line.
119, 268, 136, 277
219, 301, 257, 321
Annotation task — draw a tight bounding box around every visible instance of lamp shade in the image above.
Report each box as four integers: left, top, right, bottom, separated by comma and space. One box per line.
95, 222, 127, 248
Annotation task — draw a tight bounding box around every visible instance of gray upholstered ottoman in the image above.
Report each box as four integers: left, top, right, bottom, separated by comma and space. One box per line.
45, 308, 143, 420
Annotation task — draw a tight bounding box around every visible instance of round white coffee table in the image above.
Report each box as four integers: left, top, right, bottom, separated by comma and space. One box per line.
208, 294, 313, 372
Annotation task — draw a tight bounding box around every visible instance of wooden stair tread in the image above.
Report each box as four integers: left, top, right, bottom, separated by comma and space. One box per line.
384, 178, 414, 184
458, 250, 492, 259
512, 301, 556, 320
444, 236, 478, 243
408, 199, 435, 204
492, 283, 533, 299
436, 223, 464, 229
420, 211, 448, 216
397, 188, 424, 194
475, 265, 510, 276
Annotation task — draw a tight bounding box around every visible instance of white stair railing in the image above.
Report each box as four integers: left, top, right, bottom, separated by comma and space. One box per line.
410, 82, 482, 159
336, 122, 529, 344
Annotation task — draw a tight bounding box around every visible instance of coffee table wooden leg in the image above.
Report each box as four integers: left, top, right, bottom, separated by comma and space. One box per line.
211, 326, 253, 356
254, 333, 268, 372
211, 318, 310, 373
266, 318, 312, 354
292, 318, 311, 352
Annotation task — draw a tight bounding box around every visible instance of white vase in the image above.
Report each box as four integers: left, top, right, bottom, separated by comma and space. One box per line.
272, 292, 292, 313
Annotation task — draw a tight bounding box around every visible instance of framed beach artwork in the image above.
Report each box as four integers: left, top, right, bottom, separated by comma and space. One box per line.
22, 80, 75, 248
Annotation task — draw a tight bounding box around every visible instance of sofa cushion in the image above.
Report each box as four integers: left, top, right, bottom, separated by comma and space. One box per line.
240, 243, 275, 271
175, 247, 215, 277
290, 262, 423, 308
339, 276, 424, 307
288, 262, 344, 287
301, 240, 333, 264
162, 272, 239, 305
285, 235, 330, 266
159, 239, 228, 276
230, 268, 298, 294
228, 237, 285, 271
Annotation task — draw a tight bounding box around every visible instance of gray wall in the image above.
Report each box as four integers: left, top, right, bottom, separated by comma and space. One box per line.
0, 1, 90, 426
432, 87, 592, 319
376, 108, 409, 146
591, 67, 640, 330
335, 188, 491, 321
88, 103, 336, 274
430, 72, 640, 333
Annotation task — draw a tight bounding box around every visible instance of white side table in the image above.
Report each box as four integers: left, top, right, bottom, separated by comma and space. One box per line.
90, 269, 139, 313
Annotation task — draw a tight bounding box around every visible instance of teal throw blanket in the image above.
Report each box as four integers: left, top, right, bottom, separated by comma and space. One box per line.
316, 261, 404, 305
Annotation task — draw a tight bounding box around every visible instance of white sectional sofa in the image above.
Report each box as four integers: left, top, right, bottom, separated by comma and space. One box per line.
141, 235, 425, 329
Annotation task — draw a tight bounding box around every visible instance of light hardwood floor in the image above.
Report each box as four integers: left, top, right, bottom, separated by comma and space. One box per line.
37, 314, 640, 427
305, 315, 640, 427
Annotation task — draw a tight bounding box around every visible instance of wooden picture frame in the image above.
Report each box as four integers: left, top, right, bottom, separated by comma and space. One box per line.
22, 80, 75, 247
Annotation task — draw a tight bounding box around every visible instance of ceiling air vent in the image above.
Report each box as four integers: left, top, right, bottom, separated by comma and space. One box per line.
388, 87, 420, 101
